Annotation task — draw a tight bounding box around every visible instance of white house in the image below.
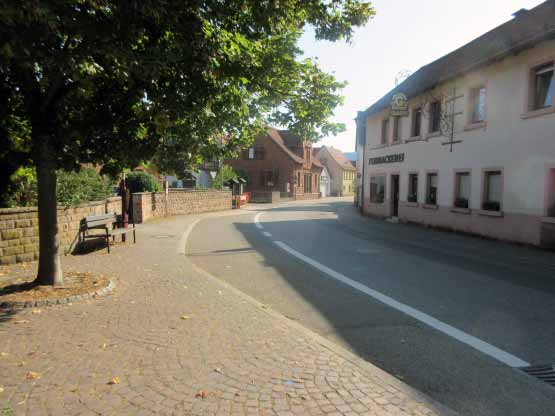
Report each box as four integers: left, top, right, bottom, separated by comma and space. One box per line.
355, 1, 555, 248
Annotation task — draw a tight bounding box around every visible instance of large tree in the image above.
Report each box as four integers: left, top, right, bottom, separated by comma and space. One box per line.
0, 1, 375, 286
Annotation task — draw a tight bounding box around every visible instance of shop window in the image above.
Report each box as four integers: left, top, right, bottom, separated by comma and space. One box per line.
370, 176, 385, 203
454, 172, 471, 208
482, 170, 502, 211
426, 173, 438, 205
408, 173, 419, 203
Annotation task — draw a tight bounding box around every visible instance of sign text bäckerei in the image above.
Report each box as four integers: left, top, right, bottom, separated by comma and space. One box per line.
369, 153, 405, 165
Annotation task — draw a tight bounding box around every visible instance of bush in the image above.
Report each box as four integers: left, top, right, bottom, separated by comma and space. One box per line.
125, 171, 162, 193
1, 167, 113, 208
57, 168, 113, 207
1, 167, 38, 208
212, 165, 238, 189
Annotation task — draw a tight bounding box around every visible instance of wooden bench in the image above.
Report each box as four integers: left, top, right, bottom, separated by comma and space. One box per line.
79, 213, 136, 253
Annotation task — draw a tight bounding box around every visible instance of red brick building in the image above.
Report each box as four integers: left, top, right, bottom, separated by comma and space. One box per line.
227, 128, 323, 200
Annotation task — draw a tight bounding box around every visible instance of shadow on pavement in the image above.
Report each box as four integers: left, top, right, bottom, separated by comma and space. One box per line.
224, 203, 555, 416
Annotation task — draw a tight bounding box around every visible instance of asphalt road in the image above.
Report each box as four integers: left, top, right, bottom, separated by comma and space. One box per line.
186, 198, 555, 416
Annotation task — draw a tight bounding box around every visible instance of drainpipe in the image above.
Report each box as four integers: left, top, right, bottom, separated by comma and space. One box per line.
357, 112, 366, 214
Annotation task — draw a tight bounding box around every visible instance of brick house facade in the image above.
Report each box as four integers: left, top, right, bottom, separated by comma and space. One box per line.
227, 128, 323, 200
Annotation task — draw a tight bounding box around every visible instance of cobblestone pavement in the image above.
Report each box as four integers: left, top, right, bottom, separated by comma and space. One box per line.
1, 211, 455, 415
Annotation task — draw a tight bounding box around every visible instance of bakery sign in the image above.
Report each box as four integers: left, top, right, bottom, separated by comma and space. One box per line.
390, 93, 409, 117
369, 153, 405, 165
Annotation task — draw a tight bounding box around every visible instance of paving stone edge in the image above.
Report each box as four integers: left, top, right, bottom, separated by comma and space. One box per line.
0, 280, 114, 309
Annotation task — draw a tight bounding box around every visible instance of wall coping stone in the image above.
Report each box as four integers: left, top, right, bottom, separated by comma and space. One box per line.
0, 197, 122, 215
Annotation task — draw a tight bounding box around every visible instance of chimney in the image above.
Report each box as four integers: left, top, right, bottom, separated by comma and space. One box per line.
512, 8, 528, 18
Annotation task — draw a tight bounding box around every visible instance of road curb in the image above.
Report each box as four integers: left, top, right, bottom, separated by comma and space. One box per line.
184, 213, 458, 416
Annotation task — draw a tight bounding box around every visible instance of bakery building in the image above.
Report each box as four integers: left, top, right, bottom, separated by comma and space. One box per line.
355, 1, 555, 247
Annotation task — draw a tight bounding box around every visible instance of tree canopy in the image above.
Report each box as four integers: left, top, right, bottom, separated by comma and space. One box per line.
0, 0, 375, 285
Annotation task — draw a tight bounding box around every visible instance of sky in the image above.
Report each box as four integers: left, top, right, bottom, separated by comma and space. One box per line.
299, 0, 546, 153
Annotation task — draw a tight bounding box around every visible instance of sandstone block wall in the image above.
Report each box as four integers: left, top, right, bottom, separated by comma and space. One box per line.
132, 189, 232, 223
0, 197, 121, 265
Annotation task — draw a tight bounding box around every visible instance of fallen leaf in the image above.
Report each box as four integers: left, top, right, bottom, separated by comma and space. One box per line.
101, 343, 107, 349
31, 309, 42, 315
18, 361, 27, 367
0, 352, 8, 357
108, 377, 120, 385
0, 386, 4, 393
181, 315, 189, 320
25, 371, 41, 380
214, 368, 222, 374
14, 319, 30, 325
260, 304, 269, 309
195, 390, 208, 399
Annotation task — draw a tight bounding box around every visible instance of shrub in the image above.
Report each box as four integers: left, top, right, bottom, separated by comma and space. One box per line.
1, 167, 38, 208
56, 168, 113, 207
212, 165, 238, 189
125, 171, 162, 193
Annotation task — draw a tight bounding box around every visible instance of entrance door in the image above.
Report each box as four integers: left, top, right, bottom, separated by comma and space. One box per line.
391, 174, 400, 217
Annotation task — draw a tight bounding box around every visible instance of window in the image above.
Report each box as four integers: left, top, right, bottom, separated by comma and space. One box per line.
429, 101, 441, 133
470, 86, 486, 123
381, 119, 390, 144
532, 62, 554, 110
408, 173, 418, 203
370, 176, 385, 203
261, 170, 278, 188
454, 172, 471, 208
304, 173, 312, 193
247, 147, 255, 159
426, 173, 438, 205
254, 147, 265, 160
297, 172, 301, 187
483, 170, 502, 211
412, 108, 422, 137
392, 116, 402, 142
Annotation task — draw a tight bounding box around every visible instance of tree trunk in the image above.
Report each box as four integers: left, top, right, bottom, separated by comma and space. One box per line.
35, 138, 64, 287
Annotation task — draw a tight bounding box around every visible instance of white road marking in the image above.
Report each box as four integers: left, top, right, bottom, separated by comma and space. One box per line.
262, 232, 272, 237
272, 240, 530, 368
179, 219, 201, 255
254, 212, 264, 229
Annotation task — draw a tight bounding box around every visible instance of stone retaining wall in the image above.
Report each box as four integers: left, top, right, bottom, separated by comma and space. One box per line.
0, 197, 121, 265
132, 189, 232, 223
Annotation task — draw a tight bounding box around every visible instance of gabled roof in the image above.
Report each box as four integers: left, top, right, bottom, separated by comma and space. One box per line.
266, 128, 323, 169
316, 146, 356, 171
360, 0, 555, 119
266, 128, 306, 164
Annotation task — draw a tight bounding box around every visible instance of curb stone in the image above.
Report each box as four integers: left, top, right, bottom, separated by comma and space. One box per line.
0, 280, 114, 309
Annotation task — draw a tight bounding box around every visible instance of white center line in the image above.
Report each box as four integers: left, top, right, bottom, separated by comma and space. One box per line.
254, 212, 264, 229
273, 240, 529, 368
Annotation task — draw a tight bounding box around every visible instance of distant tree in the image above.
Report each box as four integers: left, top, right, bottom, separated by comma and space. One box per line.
1, 1, 374, 286
212, 165, 238, 189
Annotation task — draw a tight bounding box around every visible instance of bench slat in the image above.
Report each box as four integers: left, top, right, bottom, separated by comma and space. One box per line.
109, 228, 134, 236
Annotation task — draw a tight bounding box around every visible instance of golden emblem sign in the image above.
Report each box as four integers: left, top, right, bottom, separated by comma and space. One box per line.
390, 93, 408, 117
